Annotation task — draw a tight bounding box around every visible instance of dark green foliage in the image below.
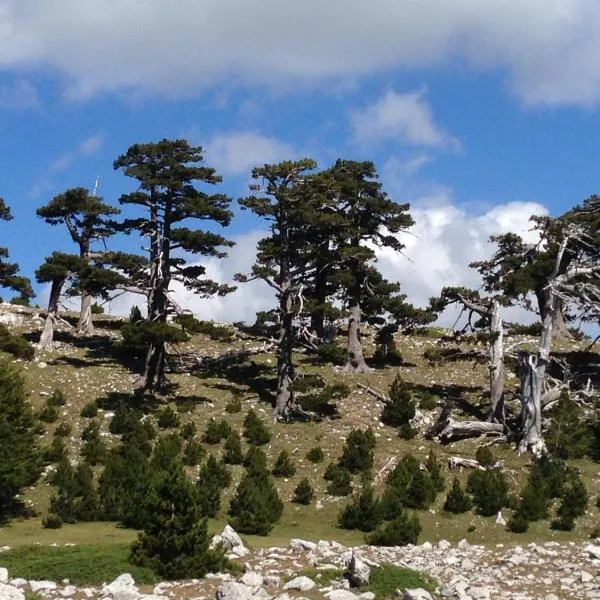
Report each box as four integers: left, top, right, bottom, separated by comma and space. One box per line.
272, 450, 296, 477
515, 482, 549, 522
151, 435, 182, 471
42, 436, 68, 465
38, 405, 59, 423
50, 460, 99, 523
0, 360, 41, 520
0, 332, 34, 360
42, 513, 63, 529
372, 325, 403, 367
507, 514, 529, 533
225, 397, 242, 413
130, 467, 228, 579
546, 392, 593, 459
366, 510, 421, 546
182, 441, 205, 466
9, 295, 29, 306
443, 478, 472, 514
202, 418, 233, 444
550, 515, 575, 531
338, 482, 383, 532
54, 422, 72, 437
173, 315, 235, 342
180, 422, 197, 440
48, 389, 67, 407
300, 383, 347, 417
243, 409, 271, 446
129, 305, 143, 323
80, 421, 107, 465
229, 447, 283, 535
91, 302, 104, 314
382, 376, 416, 438
555, 471, 588, 525
119, 321, 189, 359
338, 428, 375, 473
292, 478, 314, 505
425, 450, 445, 493
324, 462, 339, 480
326, 466, 353, 496
467, 469, 508, 516
315, 343, 347, 366
157, 406, 180, 429
80, 402, 98, 418
223, 431, 244, 465
197, 455, 230, 518
418, 393, 438, 411
475, 447, 495, 468
307, 447, 325, 463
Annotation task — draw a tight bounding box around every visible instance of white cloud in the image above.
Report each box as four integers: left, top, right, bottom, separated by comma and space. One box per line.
351, 89, 459, 149
0, 79, 39, 109
1, 1, 600, 105
204, 132, 297, 175
106, 199, 548, 329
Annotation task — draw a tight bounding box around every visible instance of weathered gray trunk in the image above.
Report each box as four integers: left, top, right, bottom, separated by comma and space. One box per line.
537, 290, 571, 340
77, 292, 94, 336
274, 287, 297, 419
344, 301, 370, 373
488, 300, 505, 423
39, 279, 63, 351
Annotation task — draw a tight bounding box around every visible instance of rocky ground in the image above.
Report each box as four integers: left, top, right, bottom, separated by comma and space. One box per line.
3, 527, 600, 600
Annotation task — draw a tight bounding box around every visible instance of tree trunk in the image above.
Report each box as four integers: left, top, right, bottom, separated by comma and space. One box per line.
142, 341, 167, 390
77, 292, 94, 336
536, 290, 571, 340
344, 297, 370, 373
488, 300, 505, 423
274, 288, 297, 419
310, 266, 327, 339
39, 278, 63, 351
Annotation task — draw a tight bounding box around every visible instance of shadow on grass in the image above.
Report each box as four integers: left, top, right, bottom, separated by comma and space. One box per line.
409, 381, 487, 421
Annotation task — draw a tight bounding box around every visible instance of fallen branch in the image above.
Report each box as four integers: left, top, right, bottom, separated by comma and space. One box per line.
448, 456, 505, 470
357, 382, 391, 404
438, 418, 504, 443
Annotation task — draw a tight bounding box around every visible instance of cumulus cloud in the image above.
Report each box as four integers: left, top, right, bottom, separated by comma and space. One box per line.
106, 198, 547, 328
204, 132, 297, 175
351, 89, 459, 149
1, 1, 600, 105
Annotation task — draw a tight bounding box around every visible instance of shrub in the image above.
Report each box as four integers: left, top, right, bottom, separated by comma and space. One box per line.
130, 467, 228, 579
0, 326, 35, 360
197, 455, 231, 518
555, 471, 588, 523
506, 514, 529, 533
443, 478, 472, 514
381, 376, 415, 431
180, 422, 196, 440
229, 448, 283, 535
243, 410, 271, 446
42, 513, 63, 529
367, 510, 421, 546
173, 315, 235, 341
50, 460, 99, 523
425, 450, 445, 492
42, 436, 68, 465
91, 303, 104, 314
372, 325, 403, 367
418, 393, 438, 411
324, 462, 339, 481
475, 447, 495, 468
48, 389, 67, 407
203, 418, 233, 444
38, 405, 59, 423
315, 343, 347, 366
151, 434, 182, 471
307, 447, 325, 463
338, 483, 383, 532
225, 397, 242, 413
157, 406, 180, 429
54, 422, 72, 438
338, 428, 376, 474
299, 383, 347, 418
326, 467, 352, 496
129, 305, 143, 323
272, 450, 296, 477
182, 441, 205, 466
80, 402, 98, 418
292, 478, 314, 505
467, 470, 509, 516
80, 421, 107, 465
223, 431, 244, 465
546, 392, 593, 459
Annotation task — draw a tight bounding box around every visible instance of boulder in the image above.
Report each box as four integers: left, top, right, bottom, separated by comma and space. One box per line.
215, 582, 253, 600
585, 544, 600, 560
348, 552, 370, 587
101, 573, 140, 600
29, 580, 57, 592
283, 576, 315, 592
0, 570, 7, 584
327, 591, 360, 600
290, 539, 318, 552
401, 590, 433, 600
0, 583, 24, 600
466, 587, 490, 600
222, 525, 244, 549
240, 572, 264, 587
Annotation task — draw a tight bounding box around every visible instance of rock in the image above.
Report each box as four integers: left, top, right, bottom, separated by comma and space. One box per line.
0, 583, 25, 600
457, 539, 470, 551
495, 511, 506, 526
359, 593, 375, 600
466, 587, 491, 600
0, 570, 6, 585
284, 576, 315, 592
230, 544, 250, 558
139, 596, 169, 600
437, 540, 451, 551
222, 525, 244, 549
290, 539, 318, 552
7, 580, 25, 588
101, 573, 140, 600
29, 580, 57, 592
418, 542, 433, 553
348, 552, 370, 587
544, 595, 559, 600
585, 544, 600, 560
240, 572, 264, 587
60, 585, 77, 597
401, 589, 433, 600
215, 582, 253, 600
327, 591, 359, 600
460, 559, 475, 570
581, 571, 595, 583
264, 575, 281, 588
37, 362, 48, 369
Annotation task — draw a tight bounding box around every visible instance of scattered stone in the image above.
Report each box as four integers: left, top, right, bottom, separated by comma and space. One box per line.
438, 540, 451, 551
29, 580, 57, 592
466, 586, 491, 599
359, 593, 375, 600
401, 589, 433, 600
327, 590, 360, 600
581, 571, 594, 583
585, 544, 600, 560
215, 582, 253, 600
348, 551, 370, 587
240, 572, 264, 587
0, 583, 25, 600
290, 539, 318, 552
101, 573, 140, 600
283, 576, 315, 592
0, 570, 7, 584
495, 511, 506, 526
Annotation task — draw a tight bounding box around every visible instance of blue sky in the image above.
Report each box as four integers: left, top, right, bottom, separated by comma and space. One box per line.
0, 1, 599, 323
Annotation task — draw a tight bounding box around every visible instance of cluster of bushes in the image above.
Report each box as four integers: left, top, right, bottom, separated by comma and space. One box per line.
0, 323, 34, 360
381, 375, 416, 439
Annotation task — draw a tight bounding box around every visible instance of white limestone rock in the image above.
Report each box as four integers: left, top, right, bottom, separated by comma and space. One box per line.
215, 582, 253, 600
401, 589, 433, 600
283, 576, 315, 592
348, 552, 370, 588
0, 583, 25, 600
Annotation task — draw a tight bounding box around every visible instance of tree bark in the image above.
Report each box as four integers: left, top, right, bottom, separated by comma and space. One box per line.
536, 290, 571, 340
77, 292, 94, 336
39, 278, 64, 351
344, 280, 370, 373
309, 266, 328, 339
274, 287, 297, 419
488, 300, 505, 423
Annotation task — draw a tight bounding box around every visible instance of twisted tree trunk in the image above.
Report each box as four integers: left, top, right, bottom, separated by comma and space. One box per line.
77, 241, 95, 336
488, 300, 505, 423
274, 286, 297, 419
39, 278, 63, 351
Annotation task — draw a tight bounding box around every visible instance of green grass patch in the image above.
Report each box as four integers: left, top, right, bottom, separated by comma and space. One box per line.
0, 544, 158, 586
293, 567, 345, 584
362, 564, 437, 597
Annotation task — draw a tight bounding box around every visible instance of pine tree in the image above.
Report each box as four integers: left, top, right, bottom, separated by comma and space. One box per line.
223, 431, 244, 465
366, 509, 421, 546
114, 139, 234, 390
292, 478, 314, 504
338, 482, 383, 532
0, 360, 40, 521
443, 478, 472, 514
243, 409, 271, 446
381, 375, 416, 438
50, 460, 99, 523
272, 450, 296, 477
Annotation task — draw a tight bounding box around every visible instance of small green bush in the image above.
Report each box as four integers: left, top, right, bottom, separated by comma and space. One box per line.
366, 510, 421, 546
243, 410, 271, 446
381, 376, 415, 433
180, 422, 197, 440
80, 421, 107, 465
326, 466, 352, 496
223, 431, 244, 465
42, 437, 67, 465
42, 513, 63, 529
182, 440, 205, 466
338, 428, 376, 474
307, 447, 325, 463
54, 422, 72, 438
418, 393, 438, 411
0, 331, 34, 360
203, 418, 233, 444
272, 450, 296, 477
80, 402, 98, 418
315, 343, 347, 366
292, 478, 314, 505
225, 397, 242, 413
425, 450, 445, 492
467, 469, 508, 517
506, 514, 529, 533
38, 405, 59, 423
338, 483, 383, 532
546, 392, 593, 459
91, 303, 104, 314
443, 478, 472, 514
323, 462, 339, 481
475, 447, 495, 468
156, 406, 180, 429
48, 389, 67, 407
